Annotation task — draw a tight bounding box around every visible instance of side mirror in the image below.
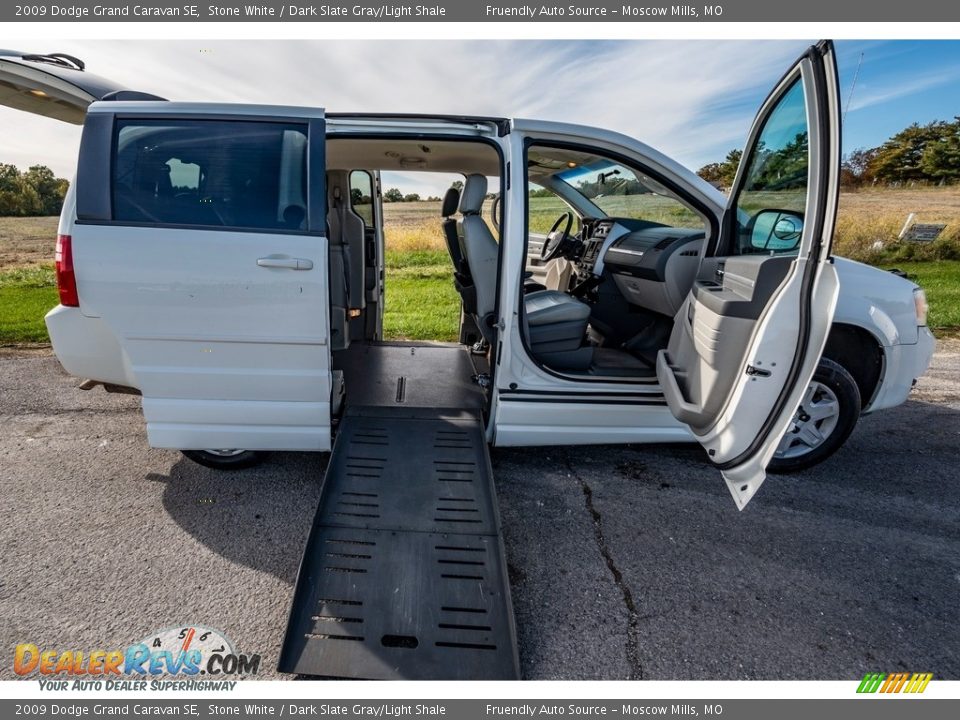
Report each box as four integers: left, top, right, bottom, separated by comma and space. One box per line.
748, 209, 803, 252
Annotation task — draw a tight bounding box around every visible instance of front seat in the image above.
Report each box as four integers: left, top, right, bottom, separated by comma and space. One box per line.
440, 185, 478, 317
440, 186, 464, 272
459, 174, 592, 368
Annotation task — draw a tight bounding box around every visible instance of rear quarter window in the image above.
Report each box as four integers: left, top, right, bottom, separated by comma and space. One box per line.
112, 119, 308, 231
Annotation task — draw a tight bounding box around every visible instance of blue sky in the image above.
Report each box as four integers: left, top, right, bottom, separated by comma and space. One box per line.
1, 40, 957, 196
833, 40, 960, 154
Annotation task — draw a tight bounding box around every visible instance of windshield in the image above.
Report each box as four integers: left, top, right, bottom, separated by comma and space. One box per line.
554, 160, 704, 229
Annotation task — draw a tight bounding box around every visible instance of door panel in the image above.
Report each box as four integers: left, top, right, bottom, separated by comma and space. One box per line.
72, 104, 331, 451
657, 41, 841, 509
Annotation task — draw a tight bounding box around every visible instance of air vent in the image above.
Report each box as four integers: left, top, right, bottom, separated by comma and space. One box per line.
679, 249, 700, 257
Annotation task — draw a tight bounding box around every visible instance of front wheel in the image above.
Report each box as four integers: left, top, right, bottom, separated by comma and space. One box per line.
768, 358, 861, 474
181, 449, 266, 470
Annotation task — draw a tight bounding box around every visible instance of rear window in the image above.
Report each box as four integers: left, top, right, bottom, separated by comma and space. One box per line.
112, 119, 308, 231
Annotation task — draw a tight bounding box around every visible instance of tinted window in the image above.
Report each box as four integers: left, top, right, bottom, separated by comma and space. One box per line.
732, 79, 809, 255
112, 119, 308, 231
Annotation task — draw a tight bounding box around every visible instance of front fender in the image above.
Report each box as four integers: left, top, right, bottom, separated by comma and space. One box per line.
833, 258, 919, 347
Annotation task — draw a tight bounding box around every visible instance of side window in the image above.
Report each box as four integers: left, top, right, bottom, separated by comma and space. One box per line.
349, 170, 375, 227
528, 182, 582, 236
732, 79, 809, 255
112, 119, 308, 231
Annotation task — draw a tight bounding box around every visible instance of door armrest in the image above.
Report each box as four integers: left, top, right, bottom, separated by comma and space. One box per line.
656, 350, 703, 427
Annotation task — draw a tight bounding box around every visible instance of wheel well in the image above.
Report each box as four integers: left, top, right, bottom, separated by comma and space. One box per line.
821, 323, 884, 409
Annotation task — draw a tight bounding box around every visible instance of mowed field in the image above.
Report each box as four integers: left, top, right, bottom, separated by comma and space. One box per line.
1, 186, 958, 343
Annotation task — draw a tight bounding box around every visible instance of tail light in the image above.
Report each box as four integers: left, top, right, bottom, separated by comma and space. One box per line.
55, 234, 79, 307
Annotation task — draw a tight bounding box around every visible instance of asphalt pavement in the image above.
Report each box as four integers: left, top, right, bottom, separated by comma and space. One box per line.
1, 343, 958, 680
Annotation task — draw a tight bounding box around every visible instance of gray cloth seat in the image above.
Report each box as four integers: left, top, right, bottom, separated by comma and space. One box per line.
440, 186, 465, 273
525, 289, 591, 326
458, 174, 591, 361
441, 185, 479, 316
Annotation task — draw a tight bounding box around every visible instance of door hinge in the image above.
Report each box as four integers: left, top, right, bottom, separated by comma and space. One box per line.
745, 364, 771, 377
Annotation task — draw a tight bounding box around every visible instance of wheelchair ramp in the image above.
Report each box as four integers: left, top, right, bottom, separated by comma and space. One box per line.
278, 410, 519, 679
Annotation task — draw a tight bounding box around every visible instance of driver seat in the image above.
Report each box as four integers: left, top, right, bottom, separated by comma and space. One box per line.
459, 174, 592, 366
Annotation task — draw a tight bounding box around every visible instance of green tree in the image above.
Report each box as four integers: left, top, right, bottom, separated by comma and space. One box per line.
384, 187, 404, 203
23, 164, 67, 215
0, 163, 69, 216
869, 120, 951, 182
841, 147, 879, 186
403, 193, 421, 203
750, 133, 808, 190
697, 148, 742, 187
920, 117, 960, 180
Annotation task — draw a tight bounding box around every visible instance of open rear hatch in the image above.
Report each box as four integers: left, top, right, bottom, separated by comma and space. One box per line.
0, 50, 163, 122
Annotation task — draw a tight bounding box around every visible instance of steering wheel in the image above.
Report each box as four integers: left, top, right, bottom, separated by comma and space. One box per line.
540, 212, 574, 262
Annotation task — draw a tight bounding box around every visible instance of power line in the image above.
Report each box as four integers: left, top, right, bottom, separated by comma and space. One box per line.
843, 52, 864, 126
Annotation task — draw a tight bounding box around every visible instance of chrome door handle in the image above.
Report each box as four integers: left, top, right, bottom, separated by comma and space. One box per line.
257, 256, 313, 270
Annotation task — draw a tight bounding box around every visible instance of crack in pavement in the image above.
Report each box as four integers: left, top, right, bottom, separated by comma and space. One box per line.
564, 454, 644, 680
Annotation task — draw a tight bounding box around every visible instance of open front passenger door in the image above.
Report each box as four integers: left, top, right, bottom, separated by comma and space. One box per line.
657, 41, 841, 509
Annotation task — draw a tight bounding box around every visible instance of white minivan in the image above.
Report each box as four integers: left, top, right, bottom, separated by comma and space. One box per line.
0, 42, 934, 509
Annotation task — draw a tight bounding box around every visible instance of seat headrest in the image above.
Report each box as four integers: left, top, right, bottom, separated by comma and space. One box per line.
441, 186, 460, 218
458, 174, 487, 216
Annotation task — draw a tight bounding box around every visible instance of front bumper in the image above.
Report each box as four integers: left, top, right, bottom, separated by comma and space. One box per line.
865, 326, 936, 413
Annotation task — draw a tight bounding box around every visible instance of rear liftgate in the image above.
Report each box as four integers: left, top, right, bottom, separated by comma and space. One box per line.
278, 407, 520, 679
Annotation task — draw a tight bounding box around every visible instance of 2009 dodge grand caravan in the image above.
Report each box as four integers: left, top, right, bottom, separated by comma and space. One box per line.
0, 43, 934, 509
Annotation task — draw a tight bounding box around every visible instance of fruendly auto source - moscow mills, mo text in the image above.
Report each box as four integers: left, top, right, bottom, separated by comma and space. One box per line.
485, 5, 712, 17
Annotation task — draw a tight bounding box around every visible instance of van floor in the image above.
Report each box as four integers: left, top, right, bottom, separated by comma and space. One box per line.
333, 341, 486, 411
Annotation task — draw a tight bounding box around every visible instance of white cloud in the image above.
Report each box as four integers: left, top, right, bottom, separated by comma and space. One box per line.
847, 69, 960, 113
0, 39, 807, 188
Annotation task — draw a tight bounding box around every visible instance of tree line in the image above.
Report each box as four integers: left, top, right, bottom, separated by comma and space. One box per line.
0, 164, 70, 216
697, 117, 960, 188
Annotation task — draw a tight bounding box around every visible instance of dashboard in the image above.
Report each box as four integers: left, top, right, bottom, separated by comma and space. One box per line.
573, 218, 707, 318
603, 226, 706, 282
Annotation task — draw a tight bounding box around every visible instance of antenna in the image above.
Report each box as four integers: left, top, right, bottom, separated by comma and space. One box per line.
843, 51, 864, 125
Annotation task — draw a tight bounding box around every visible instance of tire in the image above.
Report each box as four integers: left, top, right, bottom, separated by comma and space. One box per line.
768, 357, 861, 474
181, 449, 266, 470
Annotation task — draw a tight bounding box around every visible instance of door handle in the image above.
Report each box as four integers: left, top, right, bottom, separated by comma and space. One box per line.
257, 256, 313, 270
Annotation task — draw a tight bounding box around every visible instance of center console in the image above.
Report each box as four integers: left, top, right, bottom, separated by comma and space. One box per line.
574, 219, 615, 279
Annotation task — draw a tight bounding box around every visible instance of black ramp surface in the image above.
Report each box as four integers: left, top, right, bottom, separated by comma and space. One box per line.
278, 412, 520, 679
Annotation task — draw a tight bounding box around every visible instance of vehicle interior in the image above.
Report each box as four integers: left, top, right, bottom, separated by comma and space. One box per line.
324, 136, 503, 415
322, 135, 720, 414
516, 145, 712, 379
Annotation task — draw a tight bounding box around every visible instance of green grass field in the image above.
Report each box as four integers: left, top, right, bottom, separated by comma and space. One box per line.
383, 250, 460, 342
0, 265, 58, 343
883, 262, 960, 332
1, 185, 958, 344
4, 255, 957, 345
